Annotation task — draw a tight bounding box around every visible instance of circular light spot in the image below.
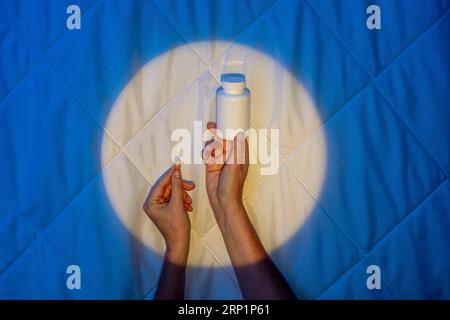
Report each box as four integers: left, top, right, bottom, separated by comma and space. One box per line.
101, 42, 327, 267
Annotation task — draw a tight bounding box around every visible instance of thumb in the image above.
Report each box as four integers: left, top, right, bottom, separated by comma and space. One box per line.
170, 159, 184, 205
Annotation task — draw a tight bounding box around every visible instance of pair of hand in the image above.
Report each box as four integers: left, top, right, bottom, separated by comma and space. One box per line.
144, 123, 296, 300
143, 123, 249, 262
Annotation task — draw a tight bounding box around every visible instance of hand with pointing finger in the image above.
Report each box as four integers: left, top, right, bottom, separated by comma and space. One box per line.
143, 160, 195, 261
145, 124, 294, 300
143, 160, 196, 300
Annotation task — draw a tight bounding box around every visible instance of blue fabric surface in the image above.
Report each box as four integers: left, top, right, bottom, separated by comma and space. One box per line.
0, 0, 449, 299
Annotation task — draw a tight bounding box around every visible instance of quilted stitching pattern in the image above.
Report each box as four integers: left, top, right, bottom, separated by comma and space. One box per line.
0, 0, 449, 299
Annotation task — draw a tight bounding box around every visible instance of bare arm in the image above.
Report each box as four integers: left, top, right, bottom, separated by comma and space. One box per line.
154, 245, 188, 300
204, 123, 296, 300
216, 201, 296, 300
143, 162, 195, 300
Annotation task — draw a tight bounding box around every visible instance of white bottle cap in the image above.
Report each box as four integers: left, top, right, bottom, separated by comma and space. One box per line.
221, 73, 246, 94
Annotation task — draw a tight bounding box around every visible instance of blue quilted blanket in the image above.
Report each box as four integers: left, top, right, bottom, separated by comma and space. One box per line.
0, 0, 449, 299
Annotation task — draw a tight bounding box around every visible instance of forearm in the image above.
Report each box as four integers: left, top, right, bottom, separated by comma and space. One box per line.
154, 244, 188, 300
216, 201, 266, 267
216, 202, 296, 300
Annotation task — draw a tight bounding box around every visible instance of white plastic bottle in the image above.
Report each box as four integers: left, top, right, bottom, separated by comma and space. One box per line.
216, 73, 250, 141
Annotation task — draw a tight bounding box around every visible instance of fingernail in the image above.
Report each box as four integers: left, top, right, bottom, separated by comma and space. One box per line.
174, 169, 181, 178
174, 156, 182, 170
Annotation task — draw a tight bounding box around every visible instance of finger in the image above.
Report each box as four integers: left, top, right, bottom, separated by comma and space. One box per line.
155, 196, 167, 204
162, 184, 171, 200
204, 138, 214, 149
182, 180, 196, 191
204, 140, 223, 163
183, 191, 192, 204
233, 132, 247, 165
203, 142, 213, 161
161, 181, 193, 202
149, 165, 175, 200
206, 122, 218, 140
169, 159, 184, 204
223, 139, 234, 164
203, 138, 216, 159
184, 202, 193, 212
